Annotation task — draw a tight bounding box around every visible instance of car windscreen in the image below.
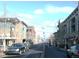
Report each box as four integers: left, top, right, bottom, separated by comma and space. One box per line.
11, 44, 23, 48
76, 45, 79, 50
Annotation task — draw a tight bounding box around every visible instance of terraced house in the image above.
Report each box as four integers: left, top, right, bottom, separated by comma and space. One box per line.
26, 26, 36, 44
0, 17, 28, 51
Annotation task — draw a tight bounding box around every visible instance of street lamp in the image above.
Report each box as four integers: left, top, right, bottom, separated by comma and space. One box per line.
41, 27, 46, 57
3, 19, 6, 51
3, 1, 7, 51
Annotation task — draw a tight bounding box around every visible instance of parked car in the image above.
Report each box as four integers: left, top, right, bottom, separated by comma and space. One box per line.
4, 43, 27, 55
67, 44, 79, 57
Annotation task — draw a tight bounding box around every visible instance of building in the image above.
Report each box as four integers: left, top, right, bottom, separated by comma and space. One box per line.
26, 26, 36, 44
55, 4, 79, 49
0, 17, 28, 51
15, 21, 28, 43
0, 17, 19, 51
53, 32, 59, 47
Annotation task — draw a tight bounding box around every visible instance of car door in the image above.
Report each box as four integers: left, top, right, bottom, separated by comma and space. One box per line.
70, 46, 76, 54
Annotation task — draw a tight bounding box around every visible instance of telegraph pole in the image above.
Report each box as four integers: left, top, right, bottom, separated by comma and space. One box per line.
3, 1, 7, 51
41, 27, 45, 57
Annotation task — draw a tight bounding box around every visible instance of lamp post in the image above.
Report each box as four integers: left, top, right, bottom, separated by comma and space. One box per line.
3, 1, 7, 51
41, 27, 45, 57
3, 18, 6, 51
64, 38, 67, 49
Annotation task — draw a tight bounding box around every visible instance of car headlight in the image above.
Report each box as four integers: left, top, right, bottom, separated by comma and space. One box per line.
16, 49, 19, 51
5, 48, 8, 51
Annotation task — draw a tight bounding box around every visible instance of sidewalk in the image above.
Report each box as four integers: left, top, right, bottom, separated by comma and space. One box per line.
0, 51, 5, 58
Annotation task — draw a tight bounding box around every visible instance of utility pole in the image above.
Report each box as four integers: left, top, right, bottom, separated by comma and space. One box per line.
41, 27, 45, 57
3, 1, 7, 51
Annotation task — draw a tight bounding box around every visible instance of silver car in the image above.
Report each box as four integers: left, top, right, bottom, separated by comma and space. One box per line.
4, 43, 27, 55
67, 44, 79, 57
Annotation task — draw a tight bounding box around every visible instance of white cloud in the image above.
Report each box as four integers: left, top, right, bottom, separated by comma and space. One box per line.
16, 13, 34, 25
46, 6, 75, 14
17, 13, 33, 20
34, 9, 44, 15
34, 6, 74, 15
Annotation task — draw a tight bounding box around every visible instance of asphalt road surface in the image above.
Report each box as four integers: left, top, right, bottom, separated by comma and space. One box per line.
44, 45, 68, 58
3, 43, 69, 58
3, 49, 43, 58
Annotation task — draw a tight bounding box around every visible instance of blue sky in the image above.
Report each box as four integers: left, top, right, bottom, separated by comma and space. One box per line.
0, 1, 78, 38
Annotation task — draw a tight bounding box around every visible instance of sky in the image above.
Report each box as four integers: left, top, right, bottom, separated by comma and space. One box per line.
0, 1, 78, 39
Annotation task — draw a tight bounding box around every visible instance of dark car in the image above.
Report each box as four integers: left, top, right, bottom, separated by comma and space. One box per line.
4, 43, 27, 55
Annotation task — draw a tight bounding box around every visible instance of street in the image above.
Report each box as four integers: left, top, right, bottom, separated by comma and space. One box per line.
31, 43, 68, 58
2, 43, 69, 58
2, 43, 44, 58
44, 45, 68, 58
3, 49, 43, 58
0, 1, 78, 58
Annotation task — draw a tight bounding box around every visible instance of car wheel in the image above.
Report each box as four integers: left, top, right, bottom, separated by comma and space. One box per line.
71, 53, 74, 58
19, 50, 22, 55
23, 49, 26, 53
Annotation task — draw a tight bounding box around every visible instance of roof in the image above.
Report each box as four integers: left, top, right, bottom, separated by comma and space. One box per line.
0, 17, 20, 24
21, 21, 28, 27
62, 6, 78, 24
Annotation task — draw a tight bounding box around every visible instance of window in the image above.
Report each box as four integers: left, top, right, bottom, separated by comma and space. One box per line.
27, 29, 28, 32
78, 20, 79, 32
0, 40, 3, 45
71, 17, 76, 32
71, 17, 75, 24
71, 25, 75, 32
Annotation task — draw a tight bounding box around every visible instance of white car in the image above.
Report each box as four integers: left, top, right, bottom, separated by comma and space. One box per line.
68, 45, 79, 56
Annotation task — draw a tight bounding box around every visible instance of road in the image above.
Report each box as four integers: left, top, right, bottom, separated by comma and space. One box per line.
32, 43, 69, 58
30, 43, 45, 51
44, 45, 68, 58
3, 43, 69, 58
3, 49, 43, 58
